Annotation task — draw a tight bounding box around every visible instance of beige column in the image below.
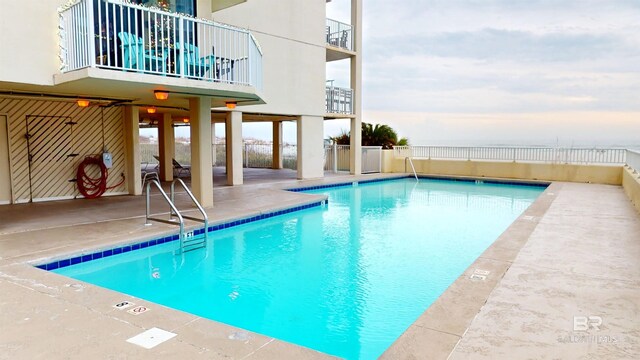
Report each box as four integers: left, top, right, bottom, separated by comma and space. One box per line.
211, 120, 217, 166
189, 96, 213, 207
350, 117, 361, 175
158, 113, 174, 182
124, 106, 142, 195
225, 111, 243, 185
350, 0, 363, 175
296, 116, 324, 179
272, 121, 283, 169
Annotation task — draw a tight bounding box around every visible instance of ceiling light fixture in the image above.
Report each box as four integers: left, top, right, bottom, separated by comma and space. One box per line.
154, 90, 169, 100
225, 101, 237, 110
77, 99, 90, 107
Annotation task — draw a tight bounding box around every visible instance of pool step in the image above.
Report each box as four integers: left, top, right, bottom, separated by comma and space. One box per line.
181, 232, 207, 253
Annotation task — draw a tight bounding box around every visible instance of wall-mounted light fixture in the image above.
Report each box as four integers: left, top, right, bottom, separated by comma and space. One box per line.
182, 118, 189, 123
154, 90, 169, 100
147, 107, 157, 114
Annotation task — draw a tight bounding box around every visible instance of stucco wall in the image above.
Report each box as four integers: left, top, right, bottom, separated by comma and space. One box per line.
382, 153, 623, 185
622, 166, 640, 214
0, 0, 327, 118
209, 0, 327, 116
0, 0, 60, 86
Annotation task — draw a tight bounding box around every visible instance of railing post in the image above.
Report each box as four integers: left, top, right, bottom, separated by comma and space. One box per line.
145, 182, 151, 225
333, 142, 338, 173
85, 0, 96, 67
178, 17, 184, 78
248, 34, 252, 87
244, 144, 249, 167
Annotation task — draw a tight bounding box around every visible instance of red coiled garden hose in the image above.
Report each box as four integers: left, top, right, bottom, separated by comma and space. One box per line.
76, 156, 125, 199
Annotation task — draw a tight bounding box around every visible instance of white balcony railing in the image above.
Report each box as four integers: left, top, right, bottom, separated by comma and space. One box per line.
59, 0, 263, 89
326, 18, 353, 51
326, 84, 353, 114
394, 146, 627, 165
626, 149, 640, 173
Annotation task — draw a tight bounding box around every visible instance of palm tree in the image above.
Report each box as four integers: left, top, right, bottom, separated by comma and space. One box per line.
330, 122, 408, 149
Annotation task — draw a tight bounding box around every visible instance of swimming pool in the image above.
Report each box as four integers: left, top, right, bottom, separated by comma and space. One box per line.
50, 178, 545, 359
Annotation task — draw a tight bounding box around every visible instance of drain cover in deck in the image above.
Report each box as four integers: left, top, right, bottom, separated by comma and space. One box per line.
127, 327, 176, 349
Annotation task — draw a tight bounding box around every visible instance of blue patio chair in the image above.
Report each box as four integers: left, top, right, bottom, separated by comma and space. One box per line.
118, 32, 168, 73
176, 42, 216, 79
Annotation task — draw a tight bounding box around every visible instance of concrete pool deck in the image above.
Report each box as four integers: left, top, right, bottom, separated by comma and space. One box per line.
1, 174, 639, 359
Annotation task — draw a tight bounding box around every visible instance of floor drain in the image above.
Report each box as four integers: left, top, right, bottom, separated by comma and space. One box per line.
127, 327, 176, 349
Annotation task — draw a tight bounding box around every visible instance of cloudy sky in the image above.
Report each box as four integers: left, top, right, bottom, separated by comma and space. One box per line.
325, 0, 640, 146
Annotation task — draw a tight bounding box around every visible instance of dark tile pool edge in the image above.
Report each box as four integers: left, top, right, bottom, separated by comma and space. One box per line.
415, 174, 550, 187
286, 174, 548, 194
33, 199, 327, 271
286, 175, 409, 192
379, 182, 561, 359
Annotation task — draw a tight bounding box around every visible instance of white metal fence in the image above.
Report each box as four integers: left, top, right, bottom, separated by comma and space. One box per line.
626, 150, 640, 173
59, 0, 263, 88
326, 18, 353, 51
324, 144, 351, 172
212, 144, 297, 170
141, 142, 385, 174
394, 146, 627, 165
323, 144, 382, 173
325, 85, 353, 114
362, 146, 382, 173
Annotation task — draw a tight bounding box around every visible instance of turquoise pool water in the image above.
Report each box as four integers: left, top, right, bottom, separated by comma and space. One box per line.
53, 178, 544, 359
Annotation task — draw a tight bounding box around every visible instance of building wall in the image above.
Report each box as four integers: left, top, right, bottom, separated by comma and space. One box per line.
0, 0, 60, 86
0, 98, 127, 203
211, 0, 327, 116
382, 153, 623, 185
0, 0, 327, 118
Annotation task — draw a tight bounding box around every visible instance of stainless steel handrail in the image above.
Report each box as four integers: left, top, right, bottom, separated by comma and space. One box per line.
171, 178, 209, 252
405, 157, 419, 181
145, 179, 184, 246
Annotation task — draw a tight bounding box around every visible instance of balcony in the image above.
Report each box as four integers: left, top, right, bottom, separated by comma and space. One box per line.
325, 81, 353, 115
58, 0, 263, 90
326, 18, 354, 62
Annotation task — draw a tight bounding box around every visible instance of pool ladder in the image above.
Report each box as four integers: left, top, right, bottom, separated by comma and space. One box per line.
145, 178, 209, 254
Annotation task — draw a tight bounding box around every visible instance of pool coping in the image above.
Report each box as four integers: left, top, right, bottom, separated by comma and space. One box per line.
5, 173, 555, 359
380, 180, 559, 359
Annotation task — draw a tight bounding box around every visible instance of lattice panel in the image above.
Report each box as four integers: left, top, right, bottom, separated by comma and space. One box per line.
0, 97, 126, 203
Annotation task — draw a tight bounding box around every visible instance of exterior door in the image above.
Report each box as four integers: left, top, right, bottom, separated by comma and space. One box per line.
26, 115, 75, 201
